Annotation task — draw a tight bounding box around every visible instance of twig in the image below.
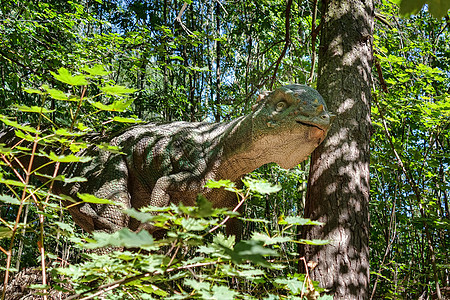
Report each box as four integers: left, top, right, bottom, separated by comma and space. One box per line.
207, 189, 249, 234
175, 3, 193, 35
308, 0, 318, 82
374, 57, 388, 93
269, 0, 293, 89
214, 0, 228, 15
1, 124, 42, 300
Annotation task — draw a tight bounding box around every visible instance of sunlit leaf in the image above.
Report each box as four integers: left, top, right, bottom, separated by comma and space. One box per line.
0, 194, 20, 205
169, 55, 184, 61
85, 228, 155, 249
0, 176, 27, 187
0, 227, 13, 239
100, 84, 138, 95
112, 116, 143, 123
211, 285, 238, 300
42, 85, 71, 101
278, 216, 324, 226
77, 193, 115, 205
0, 116, 39, 133
23, 88, 44, 95
298, 239, 330, 245
50, 68, 89, 86
251, 232, 291, 245
14, 105, 55, 114
46, 152, 92, 163
82, 64, 111, 76
399, 0, 450, 18
243, 177, 281, 194
205, 179, 235, 189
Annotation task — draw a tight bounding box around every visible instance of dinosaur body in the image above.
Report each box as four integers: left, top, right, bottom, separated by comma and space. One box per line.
2, 84, 334, 237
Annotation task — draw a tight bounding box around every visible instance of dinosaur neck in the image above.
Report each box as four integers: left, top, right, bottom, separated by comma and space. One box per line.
207, 112, 323, 182
208, 114, 273, 182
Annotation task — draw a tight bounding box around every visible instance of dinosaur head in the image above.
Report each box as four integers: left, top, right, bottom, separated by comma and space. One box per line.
251, 84, 335, 169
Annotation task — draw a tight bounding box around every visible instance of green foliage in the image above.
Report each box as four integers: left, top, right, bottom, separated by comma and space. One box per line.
399, 0, 450, 18
370, 1, 450, 297
0, 64, 140, 298
53, 183, 326, 299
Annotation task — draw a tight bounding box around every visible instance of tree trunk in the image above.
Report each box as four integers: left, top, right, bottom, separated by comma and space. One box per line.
302, 0, 373, 299
214, 1, 221, 122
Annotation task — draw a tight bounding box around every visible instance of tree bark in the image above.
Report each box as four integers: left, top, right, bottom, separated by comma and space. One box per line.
302, 0, 373, 299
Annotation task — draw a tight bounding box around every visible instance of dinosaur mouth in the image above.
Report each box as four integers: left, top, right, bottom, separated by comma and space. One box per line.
296, 121, 324, 131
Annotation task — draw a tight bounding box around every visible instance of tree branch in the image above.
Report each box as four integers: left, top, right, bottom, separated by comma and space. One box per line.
269, 0, 293, 89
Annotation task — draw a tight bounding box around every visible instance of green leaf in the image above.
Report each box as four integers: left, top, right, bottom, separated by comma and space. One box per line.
189, 66, 210, 72
213, 233, 235, 249
298, 239, 330, 245
50, 68, 89, 86
181, 218, 209, 231
53, 128, 85, 137
112, 116, 143, 123
0, 144, 14, 155
239, 217, 270, 224
195, 195, 215, 217
138, 284, 169, 297
85, 228, 155, 249
0, 227, 13, 239
238, 268, 265, 279
399, 0, 450, 18
318, 295, 334, 300
211, 285, 238, 300
77, 193, 116, 205
14, 130, 35, 142
169, 55, 184, 61
184, 278, 209, 291
0, 116, 39, 133
42, 85, 71, 101
0, 176, 27, 187
399, 0, 426, 17
278, 216, 324, 226
224, 239, 278, 267
14, 105, 55, 114
0, 194, 21, 205
82, 64, 111, 76
96, 143, 124, 154
54, 221, 74, 233
100, 84, 138, 95
251, 232, 291, 245
23, 88, 44, 95
243, 177, 281, 194
46, 152, 92, 163
124, 208, 156, 223
205, 179, 235, 189
274, 277, 305, 295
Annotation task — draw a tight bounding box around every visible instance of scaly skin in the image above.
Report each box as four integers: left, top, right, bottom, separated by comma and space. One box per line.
2, 84, 334, 238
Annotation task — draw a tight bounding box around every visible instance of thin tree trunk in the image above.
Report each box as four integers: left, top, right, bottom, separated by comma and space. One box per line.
302, 0, 373, 298
214, 1, 221, 122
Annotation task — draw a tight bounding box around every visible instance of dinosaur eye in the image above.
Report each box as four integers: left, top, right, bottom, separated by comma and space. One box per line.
276, 101, 287, 112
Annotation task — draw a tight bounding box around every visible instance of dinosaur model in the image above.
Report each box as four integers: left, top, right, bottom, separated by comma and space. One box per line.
1, 84, 334, 238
